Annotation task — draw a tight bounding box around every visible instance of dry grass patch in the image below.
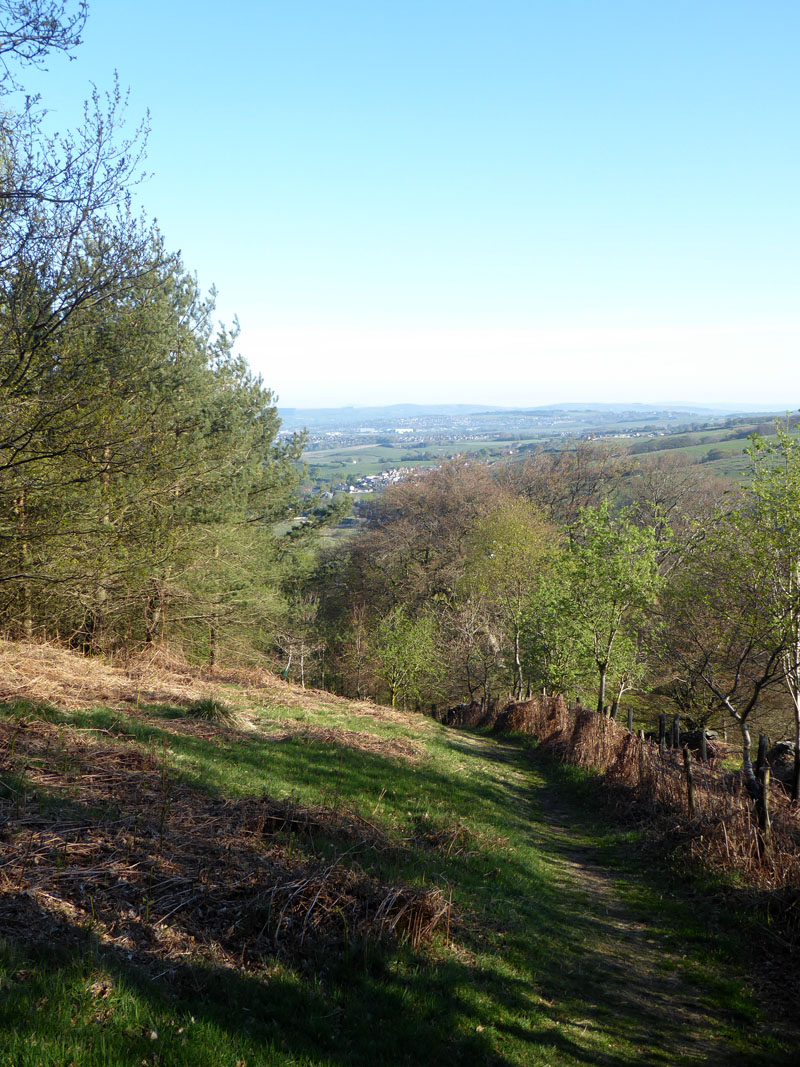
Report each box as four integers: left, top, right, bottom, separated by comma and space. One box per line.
0, 641, 434, 746
0, 716, 450, 980
269, 724, 425, 764
0, 640, 210, 712
412, 815, 488, 858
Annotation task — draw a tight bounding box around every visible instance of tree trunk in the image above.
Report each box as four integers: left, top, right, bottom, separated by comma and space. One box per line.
20, 543, 32, 640
208, 622, 217, 668
88, 443, 113, 655
738, 718, 759, 798
81, 579, 108, 655
15, 491, 33, 638
145, 585, 163, 644
208, 543, 220, 669
513, 628, 523, 700
596, 665, 607, 715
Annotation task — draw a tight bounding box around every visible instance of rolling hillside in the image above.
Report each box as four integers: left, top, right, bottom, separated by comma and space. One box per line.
0, 642, 796, 1066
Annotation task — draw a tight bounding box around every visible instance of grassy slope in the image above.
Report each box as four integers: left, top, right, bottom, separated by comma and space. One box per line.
0, 649, 795, 1066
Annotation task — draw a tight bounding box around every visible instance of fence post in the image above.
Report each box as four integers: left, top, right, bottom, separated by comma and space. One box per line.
672, 714, 681, 750
700, 729, 708, 763
627, 707, 634, 733
683, 746, 697, 817
658, 714, 666, 750
756, 765, 772, 857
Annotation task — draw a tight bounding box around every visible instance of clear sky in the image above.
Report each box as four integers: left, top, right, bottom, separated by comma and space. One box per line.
22, 1, 800, 409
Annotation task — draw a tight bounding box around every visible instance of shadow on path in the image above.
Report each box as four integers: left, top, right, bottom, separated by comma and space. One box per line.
448, 732, 793, 1066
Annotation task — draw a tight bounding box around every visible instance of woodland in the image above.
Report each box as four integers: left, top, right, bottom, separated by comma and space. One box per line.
0, 3, 345, 658
2, 2, 800, 803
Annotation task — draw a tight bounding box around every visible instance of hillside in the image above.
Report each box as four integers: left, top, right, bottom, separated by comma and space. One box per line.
0, 642, 797, 1066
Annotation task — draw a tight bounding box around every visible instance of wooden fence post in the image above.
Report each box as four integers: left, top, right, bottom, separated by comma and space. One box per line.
700, 729, 708, 763
756, 765, 772, 857
756, 733, 769, 778
672, 714, 681, 750
683, 746, 697, 817
658, 714, 666, 752
627, 707, 634, 733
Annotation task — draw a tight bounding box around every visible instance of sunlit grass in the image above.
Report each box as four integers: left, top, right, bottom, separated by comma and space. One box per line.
0, 698, 794, 1066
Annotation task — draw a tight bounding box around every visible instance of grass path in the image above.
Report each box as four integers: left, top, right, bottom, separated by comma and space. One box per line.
530, 773, 735, 1064
449, 733, 793, 1066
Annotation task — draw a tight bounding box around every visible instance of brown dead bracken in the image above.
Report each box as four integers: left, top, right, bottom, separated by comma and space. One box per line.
0, 715, 450, 978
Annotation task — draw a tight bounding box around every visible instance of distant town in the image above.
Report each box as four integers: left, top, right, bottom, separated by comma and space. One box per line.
281, 402, 788, 503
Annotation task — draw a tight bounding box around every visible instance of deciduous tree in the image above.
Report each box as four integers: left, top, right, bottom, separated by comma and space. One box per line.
567, 501, 663, 715
746, 420, 800, 798
660, 515, 785, 794
464, 497, 558, 699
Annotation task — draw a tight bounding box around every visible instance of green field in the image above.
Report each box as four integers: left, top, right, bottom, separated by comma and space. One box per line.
304, 418, 785, 492
304, 437, 550, 486
626, 427, 780, 481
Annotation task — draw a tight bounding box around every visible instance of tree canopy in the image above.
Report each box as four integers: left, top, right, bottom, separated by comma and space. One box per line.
0, 0, 318, 662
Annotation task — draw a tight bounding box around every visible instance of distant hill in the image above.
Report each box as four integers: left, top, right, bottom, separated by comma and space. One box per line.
529, 401, 791, 416
279, 401, 789, 432
278, 403, 505, 430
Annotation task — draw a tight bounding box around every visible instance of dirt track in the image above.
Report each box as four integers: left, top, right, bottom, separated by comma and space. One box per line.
447, 732, 793, 1066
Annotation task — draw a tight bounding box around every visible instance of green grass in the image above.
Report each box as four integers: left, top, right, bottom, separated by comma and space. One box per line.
627, 428, 785, 482
0, 694, 795, 1066
532, 757, 796, 1053
304, 437, 547, 485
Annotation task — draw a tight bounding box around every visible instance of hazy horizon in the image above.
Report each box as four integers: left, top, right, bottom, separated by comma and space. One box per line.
277, 398, 795, 415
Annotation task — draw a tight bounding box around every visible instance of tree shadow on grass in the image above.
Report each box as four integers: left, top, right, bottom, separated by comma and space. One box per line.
503, 750, 800, 1067
0, 894, 531, 1067
2, 708, 792, 1065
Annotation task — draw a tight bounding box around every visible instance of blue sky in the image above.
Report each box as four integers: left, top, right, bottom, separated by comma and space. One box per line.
24, 1, 800, 408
